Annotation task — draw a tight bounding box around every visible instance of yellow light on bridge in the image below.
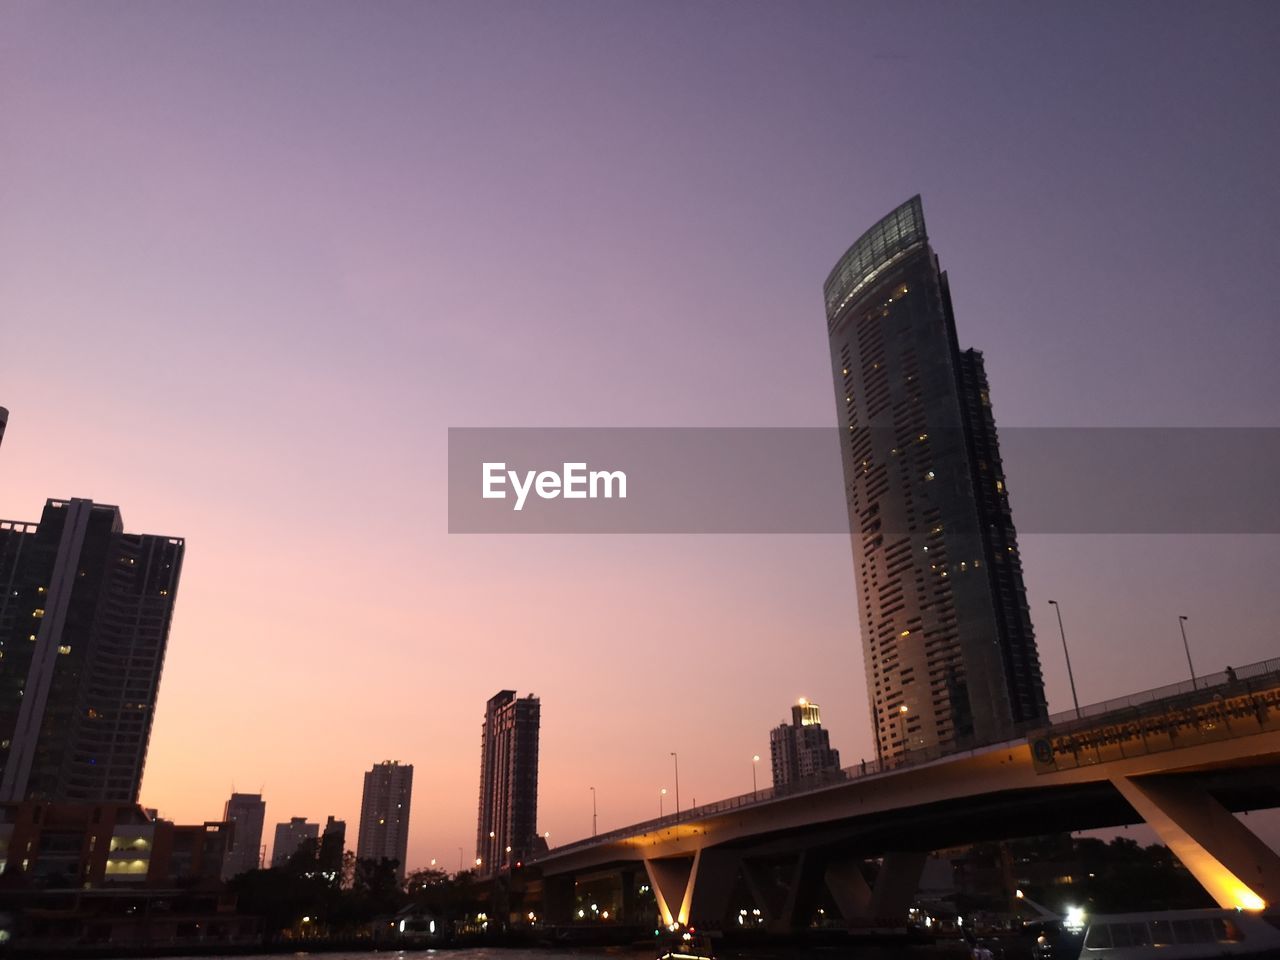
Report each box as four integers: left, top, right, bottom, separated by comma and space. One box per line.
1237, 890, 1266, 911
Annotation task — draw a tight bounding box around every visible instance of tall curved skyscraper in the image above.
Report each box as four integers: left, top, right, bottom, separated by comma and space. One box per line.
824, 196, 1046, 761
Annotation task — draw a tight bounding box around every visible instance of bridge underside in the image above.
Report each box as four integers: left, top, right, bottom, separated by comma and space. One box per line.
534, 764, 1280, 931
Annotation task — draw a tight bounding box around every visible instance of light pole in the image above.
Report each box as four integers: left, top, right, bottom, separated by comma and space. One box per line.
1048, 600, 1081, 718
1178, 615, 1197, 689
752, 755, 760, 795
590, 786, 597, 836
660, 787, 667, 818
671, 752, 680, 820
457, 847, 463, 874
897, 704, 909, 759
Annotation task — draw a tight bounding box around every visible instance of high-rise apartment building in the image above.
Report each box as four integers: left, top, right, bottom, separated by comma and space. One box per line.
769, 698, 842, 787
0, 498, 184, 802
271, 816, 319, 867
319, 814, 345, 877
824, 196, 1046, 761
475, 690, 540, 874
356, 761, 412, 879
221, 792, 266, 879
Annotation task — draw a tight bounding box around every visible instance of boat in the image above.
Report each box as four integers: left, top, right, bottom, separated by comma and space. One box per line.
656, 929, 717, 960
1033, 907, 1280, 960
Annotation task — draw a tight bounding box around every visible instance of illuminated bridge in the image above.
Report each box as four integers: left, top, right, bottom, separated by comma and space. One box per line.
527, 659, 1280, 931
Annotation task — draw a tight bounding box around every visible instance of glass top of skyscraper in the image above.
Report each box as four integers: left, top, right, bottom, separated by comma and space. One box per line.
823, 195, 927, 321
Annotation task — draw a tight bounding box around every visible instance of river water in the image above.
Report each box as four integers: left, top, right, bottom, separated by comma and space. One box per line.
156, 944, 978, 960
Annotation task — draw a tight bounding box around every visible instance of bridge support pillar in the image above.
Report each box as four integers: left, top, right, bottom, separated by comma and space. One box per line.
645, 851, 700, 927
1112, 773, 1280, 910
620, 868, 639, 924
542, 875, 576, 925
688, 849, 739, 928
868, 851, 926, 922
824, 856, 872, 922
741, 852, 825, 933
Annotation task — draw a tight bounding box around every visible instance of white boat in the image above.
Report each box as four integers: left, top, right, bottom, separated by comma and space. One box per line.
657, 930, 717, 960
1065, 908, 1280, 960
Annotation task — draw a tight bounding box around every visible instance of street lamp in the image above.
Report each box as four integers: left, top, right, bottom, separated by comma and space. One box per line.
1178, 615, 1197, 689
1048, 600, 1081, 718
752, 755, 760, 795
590, 786, 597, 836
670, 752, 681, 820
660, 787, 667, 818
897, 704, 910, 758
457, 847, 463, 873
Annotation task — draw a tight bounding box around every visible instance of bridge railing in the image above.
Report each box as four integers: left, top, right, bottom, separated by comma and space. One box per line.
534, 656, 1280, 862
1041, 657, 1280, 725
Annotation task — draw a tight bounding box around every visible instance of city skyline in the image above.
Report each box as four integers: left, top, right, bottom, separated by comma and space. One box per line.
2, 1, 1278, 873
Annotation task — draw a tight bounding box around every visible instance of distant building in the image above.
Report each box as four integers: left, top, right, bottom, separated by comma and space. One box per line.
0, 801, 230, 887
475, 690, 541, 873
319, 814, 345, 878
221, 792, 266, 879
823, 196, 1047, 759
769, 698, 841, 787
270, 817, 318, 867
0, 498, 184, 803
356, 761, 413, 880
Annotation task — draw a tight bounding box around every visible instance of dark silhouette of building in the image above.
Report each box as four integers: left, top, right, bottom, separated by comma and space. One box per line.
356, 761, 412, 880
221, 792, 266, 879
0, 498, 184, 802
824, 196, 1046, 761
0, 407, 8, 454
769, 698, 842, 787
476, 690, 540, 874
319, 814, 345, 878
270, 816, 318, 867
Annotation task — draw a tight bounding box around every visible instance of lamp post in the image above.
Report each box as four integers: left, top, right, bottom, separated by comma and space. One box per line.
1178, 615, 1197, 689
752, 755, 760, 796
590, 786, 597, 836
660, 787, 667, 818
897, 704, 909, 760
671, 752, 680, 820
457, 847, 463, 874
1048, 600, 1081, 718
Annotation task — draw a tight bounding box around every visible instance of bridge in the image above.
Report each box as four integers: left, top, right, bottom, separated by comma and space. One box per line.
526, 659, 1280, 931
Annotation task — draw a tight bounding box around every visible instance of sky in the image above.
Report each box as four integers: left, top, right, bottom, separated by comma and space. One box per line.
2, 1, 1279, 870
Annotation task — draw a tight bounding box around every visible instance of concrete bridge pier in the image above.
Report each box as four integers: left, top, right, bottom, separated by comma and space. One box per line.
738, 851, 829, 932
645, 852, 700, 927
868, 850, 927, 921
619, 867, 642, 924
1113, 773, 1280, 910
823, 856, 873, 921
687, 849, 740, 928
741, 853, 804, 932
821, 850, 926, 925
542, 875, 577, 925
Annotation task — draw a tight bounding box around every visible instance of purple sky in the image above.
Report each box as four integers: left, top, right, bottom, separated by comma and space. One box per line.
2, 1, 1279, 868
